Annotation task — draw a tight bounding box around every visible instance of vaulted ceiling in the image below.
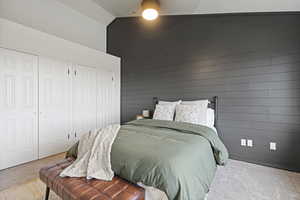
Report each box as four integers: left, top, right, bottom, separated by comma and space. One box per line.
54, 0, 300, 27
93, 0, 300, 17
57, 0, 115, 25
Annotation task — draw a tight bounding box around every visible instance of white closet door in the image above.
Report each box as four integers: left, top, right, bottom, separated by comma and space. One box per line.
97, 69, 115, 128
72, 65, 96, 141
0, 48, 38, 170
38, 57, 71, 158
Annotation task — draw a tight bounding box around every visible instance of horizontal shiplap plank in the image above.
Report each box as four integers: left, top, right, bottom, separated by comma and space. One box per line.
219, 120, 300, 132
124, 80, 300, 93
125, 71, 300, 90
222, 89, 300, 98
123, 88, 300, 100
220, 105, 300, 115
221, 126, 300, 137
125, 62, 300, 83
123, 50, 300, 72
221, 97, 300, 106
220, 113, 300, 124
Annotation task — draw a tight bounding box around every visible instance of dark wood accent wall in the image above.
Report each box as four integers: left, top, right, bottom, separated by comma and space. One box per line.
107, 13, 300, 171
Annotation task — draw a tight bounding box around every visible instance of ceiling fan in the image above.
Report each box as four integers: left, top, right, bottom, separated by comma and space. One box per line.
130, 0, 160, 21
141, 0, 160, 20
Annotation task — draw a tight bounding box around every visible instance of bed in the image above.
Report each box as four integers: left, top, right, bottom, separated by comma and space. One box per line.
66, 96, 228, 200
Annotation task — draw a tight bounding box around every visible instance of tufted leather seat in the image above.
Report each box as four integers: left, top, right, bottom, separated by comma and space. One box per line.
39, 158, 145, 200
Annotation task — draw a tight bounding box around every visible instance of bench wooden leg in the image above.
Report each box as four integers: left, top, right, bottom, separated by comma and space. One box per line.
45, 187, 50, 200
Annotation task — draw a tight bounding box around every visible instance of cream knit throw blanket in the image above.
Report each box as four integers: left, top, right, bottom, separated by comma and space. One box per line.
60, 124, 121, 180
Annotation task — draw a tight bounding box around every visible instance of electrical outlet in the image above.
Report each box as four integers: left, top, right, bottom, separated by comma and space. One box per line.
270, 142, 276, 151
247, 139, 253, 147
241, 139, 247, 146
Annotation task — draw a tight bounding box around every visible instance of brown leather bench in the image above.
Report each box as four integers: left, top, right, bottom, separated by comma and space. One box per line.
39, 158, 145, 200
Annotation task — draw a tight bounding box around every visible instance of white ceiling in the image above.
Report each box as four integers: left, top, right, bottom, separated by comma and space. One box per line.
56, 0, 115, 25
92, 0, 300, 17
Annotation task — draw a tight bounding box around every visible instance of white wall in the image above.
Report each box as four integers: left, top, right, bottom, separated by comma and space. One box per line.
0, 0, 115, 52
0, 18, 119, 70
0, 17, 121, 123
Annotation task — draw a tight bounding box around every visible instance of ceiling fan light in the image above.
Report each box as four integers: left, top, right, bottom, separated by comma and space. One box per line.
142, 8, 159, 20
141, 0, 160, 20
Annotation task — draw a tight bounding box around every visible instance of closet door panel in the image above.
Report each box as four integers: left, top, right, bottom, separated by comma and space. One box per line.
39, 57, 71, 158
97, 69, 115, 128
0, 48, 38, 170
72, 65, 96, 141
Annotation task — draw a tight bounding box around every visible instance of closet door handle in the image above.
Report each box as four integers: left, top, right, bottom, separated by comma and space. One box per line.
68, 134, 70, 140
75, 132, 77, 138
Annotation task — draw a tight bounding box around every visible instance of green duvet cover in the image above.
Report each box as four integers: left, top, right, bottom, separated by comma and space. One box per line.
67, 119, 228, 200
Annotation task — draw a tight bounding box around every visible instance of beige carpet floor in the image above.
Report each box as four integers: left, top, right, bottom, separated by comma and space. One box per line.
0, 178, 59, 200
0, 158, 300, 200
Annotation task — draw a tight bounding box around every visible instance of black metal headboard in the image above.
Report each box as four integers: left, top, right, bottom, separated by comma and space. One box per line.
153, 96, 219, 127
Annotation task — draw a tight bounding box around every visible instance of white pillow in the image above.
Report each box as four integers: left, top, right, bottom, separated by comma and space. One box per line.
207, 108, 215, 128
153, 104, 176, 121
175, 104, 208, 125
159, 100, 182, 105
181, 99, 209, 106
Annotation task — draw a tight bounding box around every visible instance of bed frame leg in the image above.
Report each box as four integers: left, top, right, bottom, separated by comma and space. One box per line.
45, 186, 50, 200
